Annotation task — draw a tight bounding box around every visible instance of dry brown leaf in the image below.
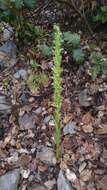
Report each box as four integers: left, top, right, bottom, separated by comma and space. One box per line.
82, 112, 93, 124
95, 124, 107, 134
63, 113, 74, 124
19, 154, 31, 168
38, 164, 48, 172
62, 98, 71, 113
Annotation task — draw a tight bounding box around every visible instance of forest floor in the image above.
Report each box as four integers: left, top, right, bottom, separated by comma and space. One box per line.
0, 2, 107, 190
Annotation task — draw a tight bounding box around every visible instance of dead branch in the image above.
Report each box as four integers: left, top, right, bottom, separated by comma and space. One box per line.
55, 0, 93, 34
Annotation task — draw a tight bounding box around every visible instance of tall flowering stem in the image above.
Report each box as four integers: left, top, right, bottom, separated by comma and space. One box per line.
53, 25, 62, 160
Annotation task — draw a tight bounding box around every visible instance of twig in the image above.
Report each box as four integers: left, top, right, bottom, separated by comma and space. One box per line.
70, 0, 93, 34
55, 0, 93, 34
28, 0, 52, 25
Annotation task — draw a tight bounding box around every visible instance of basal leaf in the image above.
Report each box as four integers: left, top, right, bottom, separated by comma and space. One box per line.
63, 32, 80, 47
73, 48, 85, 64
23, 0, 37, 9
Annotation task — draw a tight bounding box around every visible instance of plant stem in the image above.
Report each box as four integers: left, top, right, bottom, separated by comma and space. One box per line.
53, 25, 62, 161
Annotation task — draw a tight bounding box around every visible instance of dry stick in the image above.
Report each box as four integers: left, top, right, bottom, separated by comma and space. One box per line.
55, 0, 93, 34
27, 4, 45, 24
28, 0, 52, 25
70, 0, 93, 34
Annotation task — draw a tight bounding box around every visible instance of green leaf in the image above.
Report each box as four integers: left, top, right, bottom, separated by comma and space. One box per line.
63, 32, 80, 47
13, 0, 24, 9
73, 48, 85, 64
93, 6, 107, 23
93, 13, 102, 22
39, 44, 52, 57
23, 0, 37, 9
91, 65, 101, 80
90, 51, 107, 79
0, 9, 10, 19
101, 65, 107, 74
90, 52, 104, 65
101, 6, 107, 12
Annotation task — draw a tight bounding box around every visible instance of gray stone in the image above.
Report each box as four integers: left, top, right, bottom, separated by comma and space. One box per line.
79, 89, 91, 107
33, 107, 42, 115
0, 40, 16, 58
57, 170, 74, 190
14, 69, 27, 80
44, 179, 56, 189
18, 113, 36, 130
44, 115, 53, 124
0, 58, 6, 67
3, 27, 13, 41
36, 146, 56, 166
31, 184, 47, 190
0, 51, 8, 68
0, 95, 11, 114
63, 121, 76, 135
20, 93, 28, 103
0, 50, 16, 69
0, 169, 20, 190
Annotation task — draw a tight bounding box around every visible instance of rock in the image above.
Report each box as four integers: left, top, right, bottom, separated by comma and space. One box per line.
44, 179, 56, 189
0, 95, 11, 114
57, 170, 74, 190
36, 146, 56, 166
82, 124, 93, 133
33, 107, 43, 114
95, 124, 107, 134
14, 69, 27, 80
0, 169, 20, 190
80, 169, 92, 182
0, 50, 16, 69
0, 40, 16, 58
20, 93, 28, 103
44, 115, 53, 124
63, 121, 76, 135
79, 89, 92, 107
3, 27, 13, 41
31, 184, 47, 190
18, 113, 36, 130
0, 51, 7, 67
